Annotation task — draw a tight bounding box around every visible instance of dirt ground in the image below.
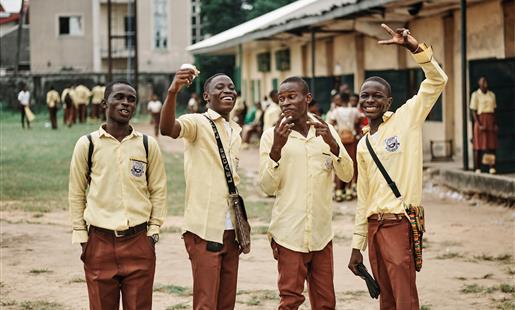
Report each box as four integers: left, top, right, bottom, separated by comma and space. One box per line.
1, 125, 513, 310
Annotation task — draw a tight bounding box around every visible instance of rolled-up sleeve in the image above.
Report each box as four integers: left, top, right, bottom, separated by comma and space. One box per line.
328, 125, 353, 183
68, 136, 89, 244
401, 44, 448, 126
258, 129, 281, 196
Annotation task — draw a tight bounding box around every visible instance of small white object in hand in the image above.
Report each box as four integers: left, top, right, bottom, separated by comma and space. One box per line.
180, 64, 200, 78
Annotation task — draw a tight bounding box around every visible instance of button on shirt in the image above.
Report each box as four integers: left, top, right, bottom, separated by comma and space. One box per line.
351, 44, 448, 251
470, 89, 496, 114
259, 115, 354, 252
69, 126, 167, 244
177, 109, 242, 243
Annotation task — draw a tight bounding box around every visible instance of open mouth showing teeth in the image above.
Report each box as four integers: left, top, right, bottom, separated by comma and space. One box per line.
120, 109, 130, 115
221, 96, 234, 102
363, 106, 379, 112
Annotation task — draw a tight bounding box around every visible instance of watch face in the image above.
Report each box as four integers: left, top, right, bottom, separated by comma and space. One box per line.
152, 234, 159, 243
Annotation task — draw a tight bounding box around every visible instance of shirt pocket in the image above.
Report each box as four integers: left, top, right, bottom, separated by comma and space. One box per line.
314, 152, 333, 173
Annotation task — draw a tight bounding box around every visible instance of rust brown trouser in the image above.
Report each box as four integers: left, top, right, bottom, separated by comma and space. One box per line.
271, 240, 335, 310
368, 217, 419, 310
183, 230, 240, 310
82, 228, 156, 310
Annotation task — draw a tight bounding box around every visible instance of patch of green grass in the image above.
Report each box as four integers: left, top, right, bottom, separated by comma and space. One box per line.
496, 299, 515, 310
19, 300, 65, 310
420, 305, 432, 310
154, 284, 192, 296
499, 284, 514, 293
461, 284, 484, 294
435, 252, 463, 260
244, 200, 274, 222
473, 254, 512, 262
68, 276, 86, 283
29, 268, 51, 274
1, 299, 16, 306
166, 302, 190, 310
160, 225, 183, 234
252, 225, 269, 235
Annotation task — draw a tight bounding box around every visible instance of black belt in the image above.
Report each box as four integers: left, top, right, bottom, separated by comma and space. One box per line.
90, 222, 147, 237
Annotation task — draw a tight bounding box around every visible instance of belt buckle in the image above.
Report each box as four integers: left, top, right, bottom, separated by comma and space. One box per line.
114, 230, 125, 237
378, 213, 384, 222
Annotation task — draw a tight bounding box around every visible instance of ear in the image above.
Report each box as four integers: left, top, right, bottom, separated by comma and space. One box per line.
202, 91, 209, 103
101, 99, 107, 108
305, 92, 313, 105
385, 97, 393, 111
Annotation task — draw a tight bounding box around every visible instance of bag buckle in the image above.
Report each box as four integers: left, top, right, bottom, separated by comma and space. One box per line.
377, 213, 384, 222
114, 229, 127, 237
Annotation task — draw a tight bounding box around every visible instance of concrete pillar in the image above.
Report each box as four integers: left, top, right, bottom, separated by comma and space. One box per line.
503, 0, 515, 58
92, 0, 101, 73
325, 38, 334, 76
443, 14, 455, 149
354, 34, 365, 94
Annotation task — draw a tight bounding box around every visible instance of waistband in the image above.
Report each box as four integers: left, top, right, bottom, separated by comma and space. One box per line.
90, 222, 147, 238
368, 213, 404, 222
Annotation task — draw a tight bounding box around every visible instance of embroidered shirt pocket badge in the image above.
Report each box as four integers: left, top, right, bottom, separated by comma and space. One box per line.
130, 159, 146, 177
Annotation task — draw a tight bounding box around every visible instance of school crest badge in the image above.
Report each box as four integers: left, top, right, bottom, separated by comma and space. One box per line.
384, 136, 400, 152
130, 160, 146, 177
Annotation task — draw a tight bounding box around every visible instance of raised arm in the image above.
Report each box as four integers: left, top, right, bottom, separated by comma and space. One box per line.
160, 68, 197, 138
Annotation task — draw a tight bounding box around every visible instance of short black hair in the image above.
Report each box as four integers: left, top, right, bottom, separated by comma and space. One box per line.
362, 76, 392, 97
269, 90, 278, 97
280, 76, 309, 94
203, 73, 228, 92
339, 92, 350, 102
104, 80, 134, 100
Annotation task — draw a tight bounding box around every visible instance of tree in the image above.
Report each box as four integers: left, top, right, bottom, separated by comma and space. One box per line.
246, 0, 298, 20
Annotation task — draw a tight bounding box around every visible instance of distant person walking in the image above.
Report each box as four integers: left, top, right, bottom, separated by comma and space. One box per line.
62, 86, 76, 127
74, 84, 91, 123
69, 80, 167, 310
470, 76, 498, 174
263, 90, 281, 131
187, 92, 200, 113
17, 84, 31, 129
147, 94, 163, 137
90, 84, 105, 120
46, 86, 60, 129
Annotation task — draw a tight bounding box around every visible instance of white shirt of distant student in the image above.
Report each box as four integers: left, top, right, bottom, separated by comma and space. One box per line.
147, 100, 163, 113
18, 90, 30, 106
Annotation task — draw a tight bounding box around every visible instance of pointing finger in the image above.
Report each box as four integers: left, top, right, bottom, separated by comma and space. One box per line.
378, 39, 395, 45
381, 23, 396, 36
311, 114, 328, 125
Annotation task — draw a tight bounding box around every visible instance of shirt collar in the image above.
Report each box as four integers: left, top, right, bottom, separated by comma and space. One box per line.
98, 124, 140, 139
361, 111, 394, 134
206, 108, 242, 134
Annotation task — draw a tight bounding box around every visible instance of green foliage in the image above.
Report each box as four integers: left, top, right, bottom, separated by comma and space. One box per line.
246, 0, 298, 20
154, 284, 193, 296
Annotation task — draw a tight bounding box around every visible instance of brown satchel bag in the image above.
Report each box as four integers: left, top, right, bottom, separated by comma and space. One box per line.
204, 115, 251, 254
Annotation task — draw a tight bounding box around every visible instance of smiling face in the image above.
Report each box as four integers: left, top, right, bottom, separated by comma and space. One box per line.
359, 80, 392, 121
203, 75, 237, 118
278, 81, 312, 123
104, 83, 137, 125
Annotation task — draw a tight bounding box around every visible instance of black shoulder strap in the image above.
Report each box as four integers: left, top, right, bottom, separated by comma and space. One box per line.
86, 134, 93, 184
203, 115, 238, 195
143, 134, 149, 159
365, 135, 402, 198
143, 134, 149, 182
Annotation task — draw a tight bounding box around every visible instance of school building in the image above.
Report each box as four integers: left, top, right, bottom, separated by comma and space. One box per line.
188, 0, 515, 173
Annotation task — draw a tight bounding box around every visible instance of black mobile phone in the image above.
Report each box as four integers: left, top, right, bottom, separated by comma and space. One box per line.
206, 241, 223, 252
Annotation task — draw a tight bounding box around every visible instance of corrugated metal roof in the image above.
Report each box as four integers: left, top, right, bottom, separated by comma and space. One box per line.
187, 0, 357, 54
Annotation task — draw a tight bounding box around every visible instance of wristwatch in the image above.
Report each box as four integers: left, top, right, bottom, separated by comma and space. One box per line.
150, 234, 159, 244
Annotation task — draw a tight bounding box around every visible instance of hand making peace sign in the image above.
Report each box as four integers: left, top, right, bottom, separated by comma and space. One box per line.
378, 23, 420, 53
307, 114, 340, 156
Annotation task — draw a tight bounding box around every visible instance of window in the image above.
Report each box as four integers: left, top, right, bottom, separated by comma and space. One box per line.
58, 16, 82, 36
153, 0, 168, 49
124, 16, 136, 48
275, 49, 290, 71
257, 52, 271, 72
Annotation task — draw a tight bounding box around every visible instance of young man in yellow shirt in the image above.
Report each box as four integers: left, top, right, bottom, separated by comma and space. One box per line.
348, 24, 448, 310
46, 86, 60, 129
160, 69, 243, 309
69, 81, 167, 310
259, 76, 353, 309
